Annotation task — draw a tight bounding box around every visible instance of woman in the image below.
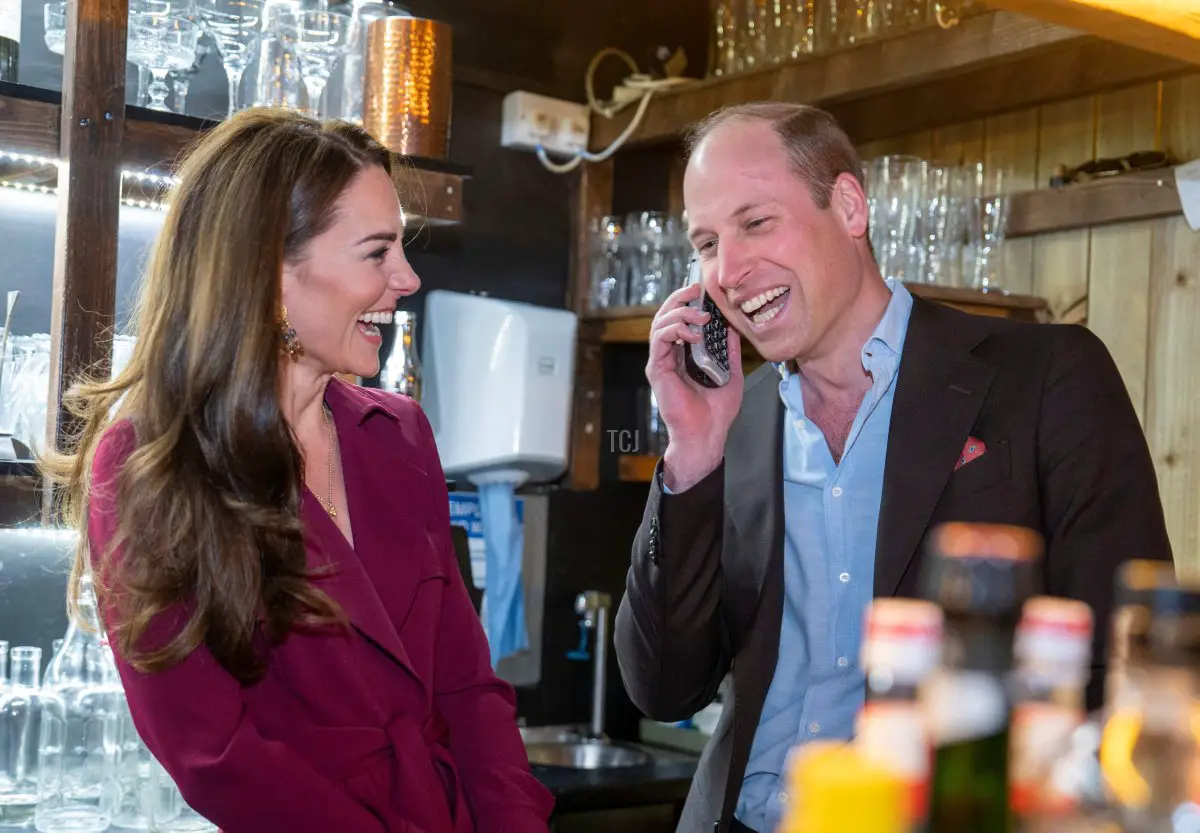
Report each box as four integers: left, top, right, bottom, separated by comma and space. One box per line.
42, 109, 554, 832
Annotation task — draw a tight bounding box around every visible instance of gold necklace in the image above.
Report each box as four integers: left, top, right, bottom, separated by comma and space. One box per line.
320, 405, 337, 518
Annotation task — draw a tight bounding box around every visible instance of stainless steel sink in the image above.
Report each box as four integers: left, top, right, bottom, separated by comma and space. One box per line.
524, 737, 654, 770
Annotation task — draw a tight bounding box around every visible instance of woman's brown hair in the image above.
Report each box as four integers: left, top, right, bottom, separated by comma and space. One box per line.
40, 108, 393, 685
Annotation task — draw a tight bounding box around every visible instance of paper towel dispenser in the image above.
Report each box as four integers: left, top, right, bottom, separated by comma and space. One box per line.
420, 291, 578, 487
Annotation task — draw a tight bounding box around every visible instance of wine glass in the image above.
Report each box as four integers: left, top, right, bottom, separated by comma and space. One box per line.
127, 12, 202, 112
290, 9, 354, 118
196, 0, 265, 118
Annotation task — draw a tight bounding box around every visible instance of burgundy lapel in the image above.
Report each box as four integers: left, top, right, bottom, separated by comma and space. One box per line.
874, 298, 997, 597
303, 490, 421, 689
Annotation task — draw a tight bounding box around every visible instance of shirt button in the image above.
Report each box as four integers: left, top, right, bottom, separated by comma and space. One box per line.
839, 572, 850, 583
831, 486, 843, 497
778, 791, 788, 803
837, 656, 848, 668
809, 723, 820, 735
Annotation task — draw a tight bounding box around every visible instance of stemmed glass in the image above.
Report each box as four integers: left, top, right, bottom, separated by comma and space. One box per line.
127, 12, 202, 112
196, 0, 265, 118
290, 9, 354, 118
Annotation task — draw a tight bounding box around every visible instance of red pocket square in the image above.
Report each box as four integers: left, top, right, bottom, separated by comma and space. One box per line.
956, 437, 987, 470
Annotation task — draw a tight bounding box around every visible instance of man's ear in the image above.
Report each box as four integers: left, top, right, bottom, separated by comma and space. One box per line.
830, 172, 870, 240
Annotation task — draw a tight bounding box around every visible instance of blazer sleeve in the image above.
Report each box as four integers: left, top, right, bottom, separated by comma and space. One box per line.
1037, 325, 1174, 710
87, 425, 389, 833
613, 458, 732, 723
413, 406, 555, 832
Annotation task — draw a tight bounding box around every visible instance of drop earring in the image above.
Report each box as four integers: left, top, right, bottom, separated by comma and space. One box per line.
280, 305, 303, 359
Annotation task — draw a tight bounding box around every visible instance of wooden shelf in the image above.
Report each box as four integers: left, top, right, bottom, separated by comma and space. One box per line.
587, 282, 1049, 344
618, 454, 660, 483
1007, 166, 1186, 237
589, 10, 1193, 150
0, 82, 471, 227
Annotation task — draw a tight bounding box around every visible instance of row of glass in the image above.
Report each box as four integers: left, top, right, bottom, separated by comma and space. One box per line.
0, 574, 214, 832
708, 0, 985, 77
40, 0, 410, 118
0, 335, 135, 459
585, 155, 1013, 314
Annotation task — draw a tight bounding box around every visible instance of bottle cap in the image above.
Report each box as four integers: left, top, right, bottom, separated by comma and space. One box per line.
1112, 560, 1200, 666
1014, 596, 1094, 672
921, 522, 1043, 619
861, 598, 943, 685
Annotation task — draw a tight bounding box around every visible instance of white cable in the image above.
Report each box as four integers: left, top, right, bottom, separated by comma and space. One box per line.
534, 47, 692, 175
535, 89, 658, 173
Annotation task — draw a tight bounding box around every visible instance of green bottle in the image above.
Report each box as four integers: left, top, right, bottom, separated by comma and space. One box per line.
919, 522, 1043, 833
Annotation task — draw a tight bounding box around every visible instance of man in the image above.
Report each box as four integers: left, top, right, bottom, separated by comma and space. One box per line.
612, 101, 1173, 833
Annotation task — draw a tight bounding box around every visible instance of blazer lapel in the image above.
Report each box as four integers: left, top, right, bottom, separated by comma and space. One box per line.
724, 369, 785, 635
875, 299, 997, 597
304, 491, 421, 687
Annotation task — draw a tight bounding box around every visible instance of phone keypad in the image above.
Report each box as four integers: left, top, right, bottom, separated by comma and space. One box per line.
704, 296, 730, 372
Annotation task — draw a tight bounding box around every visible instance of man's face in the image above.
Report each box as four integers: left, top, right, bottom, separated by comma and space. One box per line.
683, 119, 871, 365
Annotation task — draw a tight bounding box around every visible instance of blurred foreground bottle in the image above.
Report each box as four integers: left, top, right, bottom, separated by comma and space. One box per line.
856, 597, 943, 829
1098, 560, 1200, 833
1009, 596, 1093, 829
778, 741, 910, 833
919, 522, 1043, 833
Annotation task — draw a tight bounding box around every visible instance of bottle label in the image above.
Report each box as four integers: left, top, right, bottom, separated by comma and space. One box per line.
1010, 701, 1084, 815
0, 0, 19, 43
856, 702, 931, 823
922, 670, 1008, 745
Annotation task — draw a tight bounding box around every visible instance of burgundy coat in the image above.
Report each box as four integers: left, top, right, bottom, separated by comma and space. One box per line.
87, 379, 554, 833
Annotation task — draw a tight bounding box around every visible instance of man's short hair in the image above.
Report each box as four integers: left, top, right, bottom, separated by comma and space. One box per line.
684, 102, 865, 210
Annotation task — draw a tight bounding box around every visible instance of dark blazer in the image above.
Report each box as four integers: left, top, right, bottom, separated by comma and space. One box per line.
613, 296, 1173, 833
88, 379, 554, 833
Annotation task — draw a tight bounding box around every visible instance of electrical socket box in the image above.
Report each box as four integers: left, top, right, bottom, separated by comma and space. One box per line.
501, 91, 590, 157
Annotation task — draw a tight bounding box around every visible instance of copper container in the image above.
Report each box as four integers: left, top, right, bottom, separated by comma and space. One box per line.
363, 16, 453, 159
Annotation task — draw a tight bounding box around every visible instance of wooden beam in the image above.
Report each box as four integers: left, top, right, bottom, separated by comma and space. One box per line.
566, 333, 604, 491
1008, 167, 1184, 237
46, 0, 128, 453
566, 159, 614, 316
589, 10, 1192, 150
984, 0, 1200, 67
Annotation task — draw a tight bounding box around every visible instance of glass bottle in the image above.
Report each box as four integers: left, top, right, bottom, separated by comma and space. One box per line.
0, 646, 47, 826
0, 640, 9, 689
856, 597, 943, 828
1098, 560, 1200, 833
252, 0, 304, 111
333, 0, 409, 123
35, 572, 121, 832
919, 522, 1042, 833
1008, 596, 1092, 827
381, 311, 422, 402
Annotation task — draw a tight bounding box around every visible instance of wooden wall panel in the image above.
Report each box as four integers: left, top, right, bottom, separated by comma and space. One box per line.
932, 120, 986, 167
1162, 74, 1200, 162
1145, 217, 1200, 579
985, 110, 1040, 295
1032, 97, 1094, 323
1086, 83, 1161, 424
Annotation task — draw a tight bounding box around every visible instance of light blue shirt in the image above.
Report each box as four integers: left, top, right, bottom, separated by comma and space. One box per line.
734, 279, 913, 833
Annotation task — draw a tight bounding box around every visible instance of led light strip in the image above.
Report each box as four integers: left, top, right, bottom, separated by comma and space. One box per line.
0, 148, 181, 188
0, 179, 169, 211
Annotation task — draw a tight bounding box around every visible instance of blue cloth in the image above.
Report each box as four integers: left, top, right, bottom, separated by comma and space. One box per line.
734, 279, 913, 833
477, 480, 528, 668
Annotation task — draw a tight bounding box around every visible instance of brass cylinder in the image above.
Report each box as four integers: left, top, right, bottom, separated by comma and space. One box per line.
363, 16, 453, 159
